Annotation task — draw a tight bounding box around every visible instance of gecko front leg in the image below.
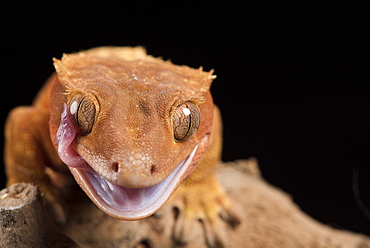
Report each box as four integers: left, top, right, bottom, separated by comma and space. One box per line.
4, 75, 71, 223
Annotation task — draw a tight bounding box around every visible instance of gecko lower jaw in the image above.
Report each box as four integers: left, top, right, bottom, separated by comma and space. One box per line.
67, 145, 199, 220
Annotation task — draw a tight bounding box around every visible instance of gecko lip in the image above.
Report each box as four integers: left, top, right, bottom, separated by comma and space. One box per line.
68, 146, 198, 220
56, 103, 199, 219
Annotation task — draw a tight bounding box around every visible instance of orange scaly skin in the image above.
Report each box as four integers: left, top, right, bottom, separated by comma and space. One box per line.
4, 47, 240, 246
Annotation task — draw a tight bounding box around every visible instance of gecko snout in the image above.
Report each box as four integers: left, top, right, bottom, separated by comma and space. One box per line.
109, 158, 163, 188
110, 161, 156, 176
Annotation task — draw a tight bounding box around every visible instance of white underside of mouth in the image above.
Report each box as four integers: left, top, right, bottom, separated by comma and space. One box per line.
68, 145, 198, 220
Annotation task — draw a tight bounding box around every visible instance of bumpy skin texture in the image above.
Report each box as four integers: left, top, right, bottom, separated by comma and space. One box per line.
4, 47, 239, 246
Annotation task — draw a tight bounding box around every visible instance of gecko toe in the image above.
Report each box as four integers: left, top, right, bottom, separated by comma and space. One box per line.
172, 207, 199, 245
201, 217, 227, 248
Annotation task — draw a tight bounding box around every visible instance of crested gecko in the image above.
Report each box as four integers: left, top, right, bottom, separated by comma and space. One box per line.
4, 47, 240, 246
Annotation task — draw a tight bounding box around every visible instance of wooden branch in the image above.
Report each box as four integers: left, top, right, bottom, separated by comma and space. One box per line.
0, 183, 78, 248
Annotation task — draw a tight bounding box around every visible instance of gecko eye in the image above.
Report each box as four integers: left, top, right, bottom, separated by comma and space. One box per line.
69, 94, 96, 135
172, 102, 200, 142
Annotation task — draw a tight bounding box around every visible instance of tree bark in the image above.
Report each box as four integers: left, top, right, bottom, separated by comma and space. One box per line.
0, 183, 78, 248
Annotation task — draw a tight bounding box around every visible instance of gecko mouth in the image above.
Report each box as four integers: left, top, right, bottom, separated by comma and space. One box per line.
56, 104, 199, 220
68, 146, 198, 220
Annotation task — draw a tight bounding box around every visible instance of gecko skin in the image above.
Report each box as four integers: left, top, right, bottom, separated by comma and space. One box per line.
4, 47, 239, 246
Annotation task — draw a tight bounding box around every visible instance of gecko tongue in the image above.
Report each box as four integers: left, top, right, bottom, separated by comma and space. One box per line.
56, 104, 198, 220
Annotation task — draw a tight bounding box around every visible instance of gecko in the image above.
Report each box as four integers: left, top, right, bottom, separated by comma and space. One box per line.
4, 47, 240, 246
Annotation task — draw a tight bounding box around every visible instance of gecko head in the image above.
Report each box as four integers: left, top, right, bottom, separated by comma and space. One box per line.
50, 47, 215, 220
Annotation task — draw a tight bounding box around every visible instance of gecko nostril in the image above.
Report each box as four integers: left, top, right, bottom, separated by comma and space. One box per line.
150, 165, 156, 175
111, 162, 119, 173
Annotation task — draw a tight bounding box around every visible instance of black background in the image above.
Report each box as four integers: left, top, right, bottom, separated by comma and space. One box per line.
1, 2, 369, 235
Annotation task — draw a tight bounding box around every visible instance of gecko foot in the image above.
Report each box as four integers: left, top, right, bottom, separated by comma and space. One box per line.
158, 175, 240, 247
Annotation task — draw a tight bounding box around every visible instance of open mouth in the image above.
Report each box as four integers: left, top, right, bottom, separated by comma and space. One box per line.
56, 103, 198, 219
67, 145, 198, 220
